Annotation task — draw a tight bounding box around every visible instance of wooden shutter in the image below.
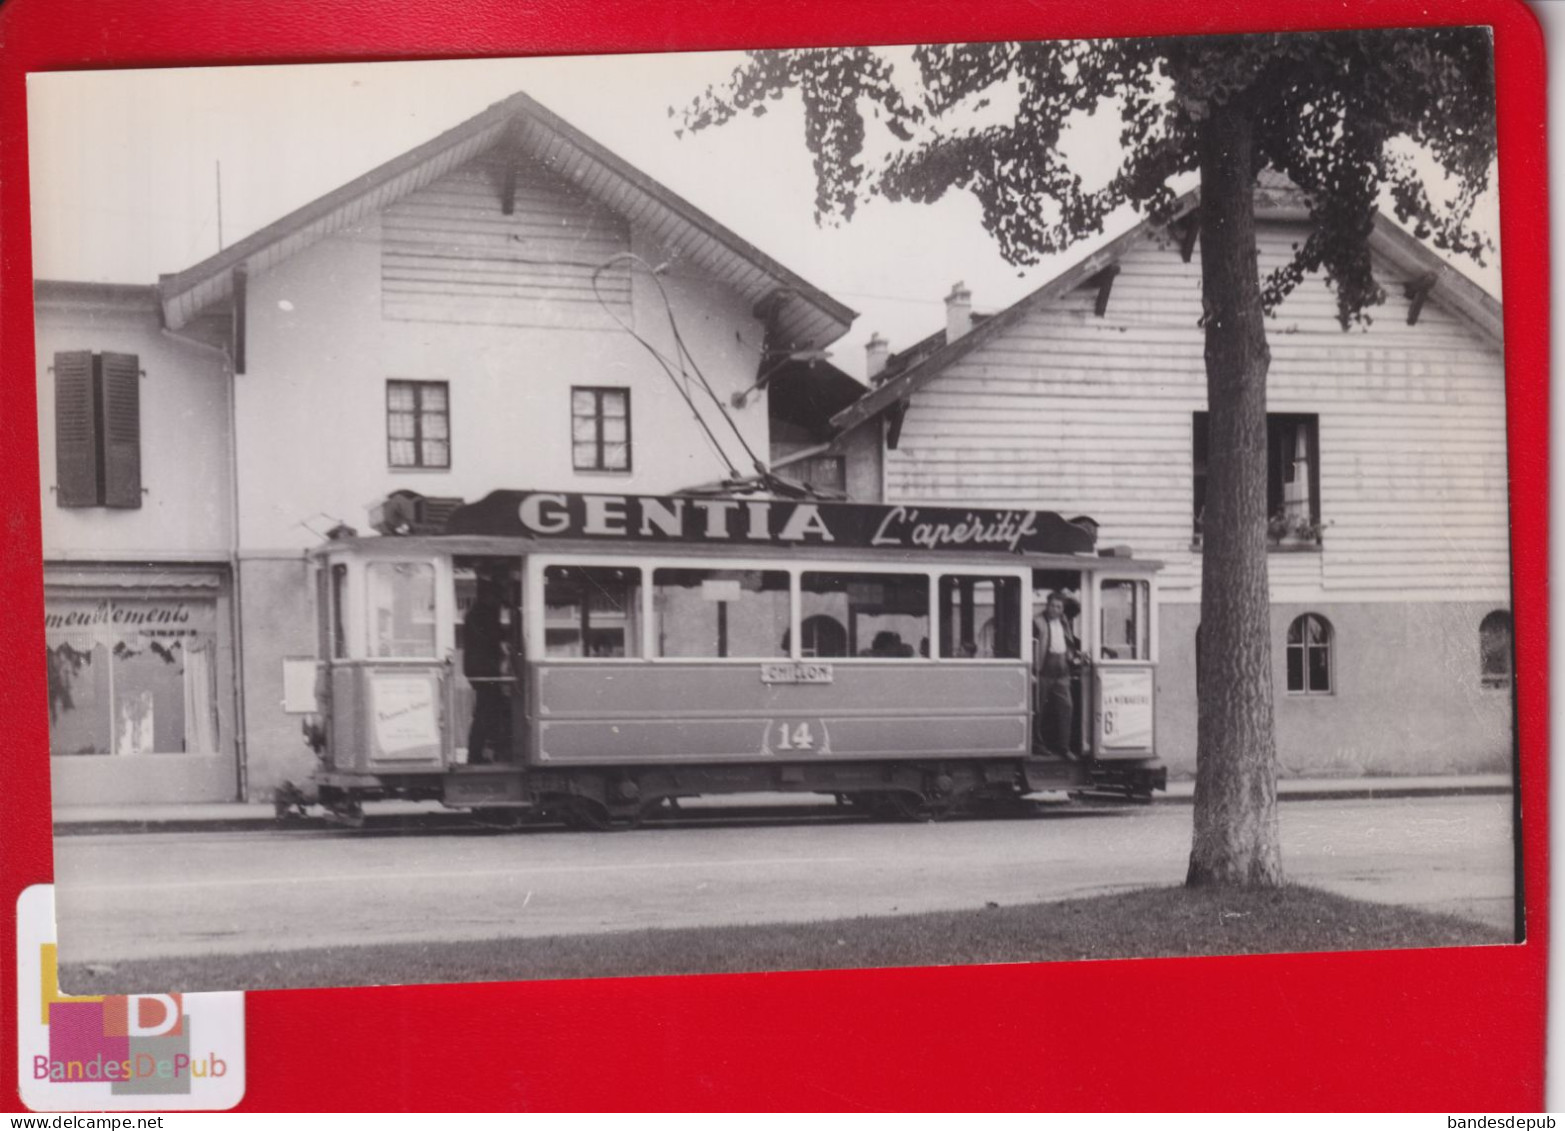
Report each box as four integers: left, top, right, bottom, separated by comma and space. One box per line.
99, 352, 142, 508
53, 350, 99, 507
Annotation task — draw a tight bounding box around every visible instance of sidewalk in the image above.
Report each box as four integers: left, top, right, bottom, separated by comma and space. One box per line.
52, 773, 1515, 835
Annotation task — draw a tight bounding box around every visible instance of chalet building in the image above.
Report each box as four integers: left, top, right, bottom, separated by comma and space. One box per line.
36, 92, 854, 806
823, 176, 1512, 779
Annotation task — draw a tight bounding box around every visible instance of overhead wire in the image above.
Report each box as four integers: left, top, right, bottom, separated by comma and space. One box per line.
592, 250, 834, 499
590, 253, 740, 479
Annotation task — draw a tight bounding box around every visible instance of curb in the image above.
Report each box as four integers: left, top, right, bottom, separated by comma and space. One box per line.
1161, 782, 1515, 805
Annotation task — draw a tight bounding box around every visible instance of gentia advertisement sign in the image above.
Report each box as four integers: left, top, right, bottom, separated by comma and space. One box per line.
444, 490, 1098, 556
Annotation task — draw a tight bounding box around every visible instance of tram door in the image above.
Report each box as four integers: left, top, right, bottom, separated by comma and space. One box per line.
1091, 575, 1157, 760
1030, 570, 1085, 758
454, 557, 523, 764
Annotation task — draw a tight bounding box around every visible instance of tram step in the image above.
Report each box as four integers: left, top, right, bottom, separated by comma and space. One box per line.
444, 769, 529, 808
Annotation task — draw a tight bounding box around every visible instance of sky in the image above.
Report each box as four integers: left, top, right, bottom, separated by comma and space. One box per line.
26, 50, 1501, 383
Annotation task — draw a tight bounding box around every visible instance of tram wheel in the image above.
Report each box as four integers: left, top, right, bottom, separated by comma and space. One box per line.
323, 798, 365, 830
870, 790, 931, 822
562, 797, 614, 831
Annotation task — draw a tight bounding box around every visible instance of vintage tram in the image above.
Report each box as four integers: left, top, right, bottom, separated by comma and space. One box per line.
282, 489, 1166, 826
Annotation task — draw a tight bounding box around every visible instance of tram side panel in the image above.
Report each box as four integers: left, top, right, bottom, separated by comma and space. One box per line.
528, 661, 1030, 765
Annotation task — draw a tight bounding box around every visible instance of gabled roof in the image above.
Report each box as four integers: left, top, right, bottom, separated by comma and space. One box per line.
832, 185, 1503, 435
156, 91, 856, 350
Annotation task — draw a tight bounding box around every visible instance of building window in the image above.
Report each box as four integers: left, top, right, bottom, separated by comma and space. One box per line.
54, 351, 141, 508
1480, 610, 1512, 688
572, 387, 631, 472
1286, 613, 1333, 694
387, 380, 450, 468
1193, 413, 1320, 540
44, 596, 220, 756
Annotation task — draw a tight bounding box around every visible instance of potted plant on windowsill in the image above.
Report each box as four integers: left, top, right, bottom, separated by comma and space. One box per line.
1190, 510, 1326, 552
1267, 509, 1325, 550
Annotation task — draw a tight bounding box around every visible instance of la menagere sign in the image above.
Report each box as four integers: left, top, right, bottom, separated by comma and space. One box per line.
445, 490, 1097, 556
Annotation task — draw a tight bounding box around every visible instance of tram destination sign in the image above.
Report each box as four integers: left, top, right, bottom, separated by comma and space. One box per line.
445, 490, 1097, 555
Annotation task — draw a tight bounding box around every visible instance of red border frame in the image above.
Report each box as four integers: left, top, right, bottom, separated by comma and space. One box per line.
0, 0, 1546, 1111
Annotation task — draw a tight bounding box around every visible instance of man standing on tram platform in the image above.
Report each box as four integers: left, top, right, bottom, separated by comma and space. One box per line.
464, 574, 510, 764
1033, 591, 1084, 759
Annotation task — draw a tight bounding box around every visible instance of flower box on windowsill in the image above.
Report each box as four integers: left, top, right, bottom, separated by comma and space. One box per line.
1188, 531, 1324, 554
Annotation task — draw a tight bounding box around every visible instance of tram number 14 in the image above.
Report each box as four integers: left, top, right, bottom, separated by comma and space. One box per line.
776, 722, 815, 750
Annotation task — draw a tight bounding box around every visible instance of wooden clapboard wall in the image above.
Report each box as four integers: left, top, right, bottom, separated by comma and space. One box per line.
886, 221, 1508, 601
381, 152, 632, 329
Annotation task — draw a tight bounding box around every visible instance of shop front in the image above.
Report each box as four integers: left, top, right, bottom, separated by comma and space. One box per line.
44, 565, 239, 806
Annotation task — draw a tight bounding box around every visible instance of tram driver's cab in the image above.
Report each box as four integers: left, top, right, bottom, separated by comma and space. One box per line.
303, 546, 524, 777
1027, 566, 1158, 764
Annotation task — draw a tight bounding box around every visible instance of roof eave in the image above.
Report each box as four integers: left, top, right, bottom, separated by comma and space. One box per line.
830, 190, 1502, 434
156, 90, 856, 347
1367, 215, 1503, 343
830, 189, 1200, 435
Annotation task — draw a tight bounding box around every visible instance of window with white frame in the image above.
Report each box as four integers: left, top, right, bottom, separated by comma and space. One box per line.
572, 387, 631, 472
387, 380, 450, 469
1285, 613, 1333, 694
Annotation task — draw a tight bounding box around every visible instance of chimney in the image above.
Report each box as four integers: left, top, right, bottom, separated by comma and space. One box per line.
945, 281, 973, 342
865, 332, 890, 383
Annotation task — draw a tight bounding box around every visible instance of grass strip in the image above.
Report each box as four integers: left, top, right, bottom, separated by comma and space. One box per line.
64, 884, 1512, 993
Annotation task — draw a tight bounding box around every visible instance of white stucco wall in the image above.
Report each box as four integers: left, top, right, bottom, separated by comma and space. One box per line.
34, 286, 234, 558
234, 214, 769, 553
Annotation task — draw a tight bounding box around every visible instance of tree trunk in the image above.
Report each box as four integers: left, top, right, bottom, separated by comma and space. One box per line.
1186, 101, 1284, 888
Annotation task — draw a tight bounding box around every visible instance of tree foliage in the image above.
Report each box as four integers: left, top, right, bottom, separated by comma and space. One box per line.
682, 31, 1495, 326
682, 29, 1497, 888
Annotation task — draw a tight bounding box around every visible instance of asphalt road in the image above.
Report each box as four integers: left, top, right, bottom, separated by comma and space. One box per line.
52, 794, 1517, 967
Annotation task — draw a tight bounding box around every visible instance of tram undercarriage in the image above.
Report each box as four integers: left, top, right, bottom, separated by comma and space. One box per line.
283, 753, 1166, 829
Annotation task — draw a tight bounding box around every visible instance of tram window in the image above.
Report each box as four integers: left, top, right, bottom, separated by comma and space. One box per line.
653, 569, 790, 659
1099, 579, 1151, 661
543, 565, 643, 658
939, 576, 1021, 658
801, 572, 929, 659
367, 562, 437, 658
800, 614, 848, 658
316, 568, 328, 659
330, 564, 348, 659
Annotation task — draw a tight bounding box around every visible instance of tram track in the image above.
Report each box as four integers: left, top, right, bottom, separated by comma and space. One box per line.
296, 795, 1148, 836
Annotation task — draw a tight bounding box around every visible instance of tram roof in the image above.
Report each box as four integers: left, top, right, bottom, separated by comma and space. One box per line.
309, 532, 1161, 573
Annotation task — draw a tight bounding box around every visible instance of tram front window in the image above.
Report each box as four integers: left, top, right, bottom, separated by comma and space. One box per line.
801, 572, 929, 658
543, 565, 643, 657
367, 561, 437, 658
654, 569, 789, 658
1100, 579, 1151, 660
